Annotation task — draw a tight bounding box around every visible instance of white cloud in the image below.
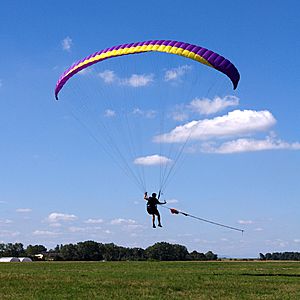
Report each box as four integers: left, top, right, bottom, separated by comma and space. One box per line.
110, 218, 136, 225
68, 226, 103, 234
0, 230, 20, 237
104, 109, 116, 117
68, 226, 86, 233
16, 208, 32, 213
266, 239, 288, 248
166, 199, 179, 204
254, 227, 263, 231
126, 224, 144, 231
84, 218, 104, 224
122, 74, 153, 87
78, 68, 93, 76
294, 239, 300, 243
202, 136, 300, 154
132, 108, 143, 115
49, 222, 61, 228
47, 212, 77, 223
132, 108, 156, 118
171, 111, 189, 122
61, 36, 73, 52
238, 220, 253, 224
98, 70, 153, 87
189, 95, 239, 115
170, 95, 238, 122
134, 154, 172, 166
154, 110, 276, 143
33, 230, 59, 236
98, 70, 116, 83
0, 219, 12, 224
145, 110, 156, 118
164, 65, 192, 81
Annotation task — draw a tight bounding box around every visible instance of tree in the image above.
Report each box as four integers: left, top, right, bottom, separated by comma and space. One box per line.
205, 251, 218, 261
259, 253, 266, 260
265, 253, 272, 260
260, 252, 300, 261
145, 242, 189, 261
0, 243, 6, 256
26, 244, 47, 256
189, 250, 206, 261
77, 241, 103, 261
101, 243, 120, 261
1, 243, 25, 257
60, 244, 78, 261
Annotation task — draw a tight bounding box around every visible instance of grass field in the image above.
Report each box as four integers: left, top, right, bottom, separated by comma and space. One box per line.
0, 261, 300, 299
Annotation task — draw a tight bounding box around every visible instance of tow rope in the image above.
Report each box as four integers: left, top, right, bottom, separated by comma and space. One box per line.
161, 205, 244, 233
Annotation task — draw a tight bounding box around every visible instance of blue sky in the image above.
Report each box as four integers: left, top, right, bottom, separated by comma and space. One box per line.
0, 0, 300, 257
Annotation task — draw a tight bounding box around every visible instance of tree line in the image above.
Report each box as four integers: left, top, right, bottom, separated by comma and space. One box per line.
259, 252, 300, 261
0, 241, 218, 261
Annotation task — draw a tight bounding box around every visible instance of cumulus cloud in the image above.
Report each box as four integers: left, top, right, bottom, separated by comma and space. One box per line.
266, 239, 288, 248
0, 219, 12, 224
220, 238, 229, 242
16, 208, 32, 213
154, 110, 276, 143
104, 109, 116, 117
110, 218, 137, 225
98, 70, 153, 87
47, 212, 77, 223
98, 70, 116, 83
84, 218, 104, 224
171, 111, 189, 122
238, 220, 253, 225
164, 65, 192, 81
201, 136, 300, 154
61, 36, 73, 52
134, 154, 172, 166
68, 226, 86, 233
0, 230, 20, 237
122, 74, 154, 87
132, 108, 156, 118
189, 95, 239, 115
170, 95, 240, 122
254, 227, 263, 231
49, 223, 61, 228
132, 108, 143, 115
166, 199, 179, 204
68, 226, 103, 234
33, 230, 59, 236
78, 68, 93, 76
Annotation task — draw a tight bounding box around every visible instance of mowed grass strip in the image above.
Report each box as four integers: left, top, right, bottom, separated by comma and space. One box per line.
0, 261, 300, 299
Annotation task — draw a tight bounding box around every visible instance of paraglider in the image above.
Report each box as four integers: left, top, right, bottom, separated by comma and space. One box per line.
144, 192, 166, 228
54, 39, 242, 232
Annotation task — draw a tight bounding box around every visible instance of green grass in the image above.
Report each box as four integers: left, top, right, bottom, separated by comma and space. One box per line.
0, 261, 300, 299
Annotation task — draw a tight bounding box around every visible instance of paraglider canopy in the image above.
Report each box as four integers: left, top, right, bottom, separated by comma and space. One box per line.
54, 39, 240, 194
55, 40, 240, 100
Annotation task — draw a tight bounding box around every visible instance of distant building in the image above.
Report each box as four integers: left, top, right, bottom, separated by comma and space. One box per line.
19, 257, 33, 262
0, 257, 20, 262
34, 254, 44, 260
